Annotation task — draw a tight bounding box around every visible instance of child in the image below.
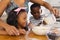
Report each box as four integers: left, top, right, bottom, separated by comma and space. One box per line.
0, 7, 28, 35
7, 7, 28, 35
30, 3, 46, 26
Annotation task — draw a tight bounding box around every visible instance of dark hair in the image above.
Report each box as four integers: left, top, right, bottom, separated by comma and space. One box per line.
30, 3, 41, 11
7, 7, 26, 28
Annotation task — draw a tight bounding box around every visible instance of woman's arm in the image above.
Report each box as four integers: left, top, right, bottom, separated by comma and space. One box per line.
0, 0, 10, 16
30, 0, 59, 16
0, 19, 19, 35
0, 30, 8, 35
30, 0, 53, 11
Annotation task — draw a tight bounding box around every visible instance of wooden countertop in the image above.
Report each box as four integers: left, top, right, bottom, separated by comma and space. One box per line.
0, 31, 48, 40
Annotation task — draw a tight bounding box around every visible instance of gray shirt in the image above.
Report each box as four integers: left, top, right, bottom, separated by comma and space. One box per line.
5, 0, 29, 14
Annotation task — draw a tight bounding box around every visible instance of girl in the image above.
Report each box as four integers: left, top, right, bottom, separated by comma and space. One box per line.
7, 7, 28, 35
0, 7, 28, 35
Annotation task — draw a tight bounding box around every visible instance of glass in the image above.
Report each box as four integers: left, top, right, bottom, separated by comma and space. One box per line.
46, 33, 57, 40
46, 22, 60, 40
25, 27, 31, 40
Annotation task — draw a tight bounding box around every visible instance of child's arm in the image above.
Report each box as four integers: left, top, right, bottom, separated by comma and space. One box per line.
28, 22, 36, 28
43, 20, 47, 25
19, 28, 26, 35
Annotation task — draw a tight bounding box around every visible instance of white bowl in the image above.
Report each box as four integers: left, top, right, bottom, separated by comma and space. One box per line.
32, 25, 51, 35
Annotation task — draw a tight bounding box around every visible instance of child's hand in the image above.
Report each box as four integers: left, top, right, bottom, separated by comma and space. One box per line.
5, 25, 19, 36
19, 29, 26, 35
43, 21, 47, 25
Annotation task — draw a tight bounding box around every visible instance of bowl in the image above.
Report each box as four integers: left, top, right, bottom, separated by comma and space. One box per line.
32, 25, 51, 35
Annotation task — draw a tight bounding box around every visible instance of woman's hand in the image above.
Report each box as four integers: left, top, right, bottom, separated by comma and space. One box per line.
5, 25, 19, 36
51, 8, 59, 17
0, 19, 19, 36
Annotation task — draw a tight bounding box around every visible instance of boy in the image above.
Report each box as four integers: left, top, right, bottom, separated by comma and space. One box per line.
30, 3, 44, 26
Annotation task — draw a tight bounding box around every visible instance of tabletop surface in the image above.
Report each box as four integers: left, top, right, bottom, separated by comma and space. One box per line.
0, 31, 48, 40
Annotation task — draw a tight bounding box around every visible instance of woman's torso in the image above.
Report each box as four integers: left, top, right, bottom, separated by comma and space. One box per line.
5, 0, 29, 14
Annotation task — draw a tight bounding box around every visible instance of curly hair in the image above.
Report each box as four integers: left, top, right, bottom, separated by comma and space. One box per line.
30, 3, 41, 11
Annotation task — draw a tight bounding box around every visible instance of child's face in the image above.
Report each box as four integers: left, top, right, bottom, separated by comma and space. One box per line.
31, 7, 41, 19
17, 12, 27, 27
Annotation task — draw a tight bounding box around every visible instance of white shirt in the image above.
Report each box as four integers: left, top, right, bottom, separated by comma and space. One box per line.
30, 16, 43, 26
